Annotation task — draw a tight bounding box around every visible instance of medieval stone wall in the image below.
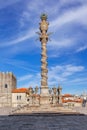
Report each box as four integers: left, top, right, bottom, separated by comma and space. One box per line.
0, 72, 16, 107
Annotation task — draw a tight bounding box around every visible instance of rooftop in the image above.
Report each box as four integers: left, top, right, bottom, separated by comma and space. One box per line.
12, 88, 28, 93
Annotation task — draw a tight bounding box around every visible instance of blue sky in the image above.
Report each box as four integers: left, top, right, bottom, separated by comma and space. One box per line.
0, 0, 87, 95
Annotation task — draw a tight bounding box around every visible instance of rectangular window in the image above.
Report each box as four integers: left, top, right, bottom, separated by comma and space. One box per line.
17, 96, 19, 100
5, 84, 8, 88
19, 96, 21, 100
17, 96, 21, 100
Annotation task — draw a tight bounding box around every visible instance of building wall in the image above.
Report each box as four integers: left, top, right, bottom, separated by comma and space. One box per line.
63, 102, 82, 107
12, 93, 27, 107
0, 72, 16, 107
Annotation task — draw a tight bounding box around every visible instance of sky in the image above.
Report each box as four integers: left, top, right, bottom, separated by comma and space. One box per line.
0, 0, 87, 95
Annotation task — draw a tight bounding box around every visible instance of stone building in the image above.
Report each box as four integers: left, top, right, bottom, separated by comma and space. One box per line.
0, 72, 16, 107
12, 88, 39, 107
12, 88, 28, 107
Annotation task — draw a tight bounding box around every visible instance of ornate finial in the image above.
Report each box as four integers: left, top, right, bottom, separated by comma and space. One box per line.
40, 13, 47, 20
35, 86, 38, 94
52, 86, 57, 95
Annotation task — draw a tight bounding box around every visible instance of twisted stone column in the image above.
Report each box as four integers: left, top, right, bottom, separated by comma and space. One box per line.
41, 39, 48, 87
39, 14, 49, 95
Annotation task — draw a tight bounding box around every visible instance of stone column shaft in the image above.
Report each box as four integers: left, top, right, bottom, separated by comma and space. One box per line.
39, 14, 49, 96
41, 42, 48, 87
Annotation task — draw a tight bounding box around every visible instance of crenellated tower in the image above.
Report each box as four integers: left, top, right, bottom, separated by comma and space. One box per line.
0, 72, 16, 107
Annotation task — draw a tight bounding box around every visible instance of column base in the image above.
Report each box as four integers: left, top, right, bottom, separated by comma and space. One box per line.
40, 87, 49, 96
40, 87, 50, 105
40, 95, 50, 105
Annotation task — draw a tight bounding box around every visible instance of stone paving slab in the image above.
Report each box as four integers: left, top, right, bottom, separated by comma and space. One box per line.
0, 115, 87, 130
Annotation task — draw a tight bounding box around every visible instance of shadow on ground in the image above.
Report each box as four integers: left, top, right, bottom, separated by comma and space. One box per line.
0, 114, 87, 130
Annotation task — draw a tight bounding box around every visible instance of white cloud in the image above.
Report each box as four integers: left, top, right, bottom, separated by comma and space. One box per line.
60, 0, 87, 5
48, 64, 84, 83
18, 74, 33, 82
61, 65, 84, 77
48, 38, 75, 49
20, 3, 87, 51
1, 58, 39, 73
50, 5, 87, 29
0, 0, 20, 9
66, 77, 87, 84
0, 29, 36, 47
1, 0, 87, 56
18, 64, 85, 88
18, 73, 40, 88
65, 64, 84, 72
76, 45, 87, 52
47, 37, 77, 57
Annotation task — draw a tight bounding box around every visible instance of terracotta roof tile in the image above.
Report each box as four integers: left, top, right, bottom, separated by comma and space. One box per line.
62, 98, 83, 103
12, 88, 28, 93
62, 94, 73, 97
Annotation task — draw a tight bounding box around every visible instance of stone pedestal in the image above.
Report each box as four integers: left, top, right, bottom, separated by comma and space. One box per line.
40, 87, 49, 95
40, 95, 50, 105
40, 86, 50, 105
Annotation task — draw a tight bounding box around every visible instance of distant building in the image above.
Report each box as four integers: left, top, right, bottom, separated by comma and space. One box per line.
62, 94, 83, 107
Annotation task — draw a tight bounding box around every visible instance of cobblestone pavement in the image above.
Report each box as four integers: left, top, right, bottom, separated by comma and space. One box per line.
0, 115, 87, 130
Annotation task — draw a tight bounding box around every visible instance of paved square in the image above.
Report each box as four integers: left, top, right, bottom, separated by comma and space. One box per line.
0, 115, 87, 130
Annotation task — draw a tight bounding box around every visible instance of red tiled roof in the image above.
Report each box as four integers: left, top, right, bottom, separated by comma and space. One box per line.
62, 94, 73, 97
12, 88, 28, 93
62, 99, 83, 103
